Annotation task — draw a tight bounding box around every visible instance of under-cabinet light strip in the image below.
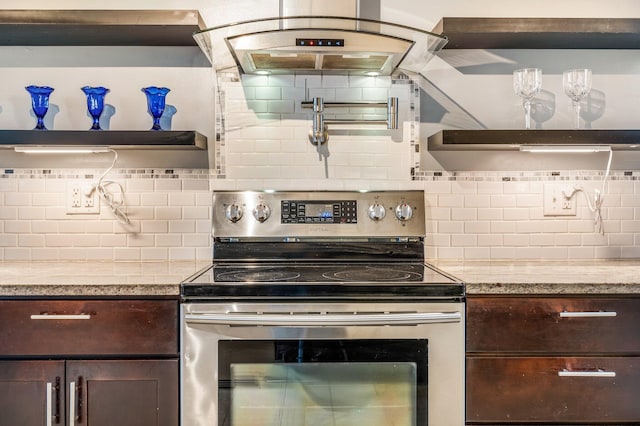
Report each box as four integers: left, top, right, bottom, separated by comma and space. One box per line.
519, 145, 612, 153
14, 147, 111, 154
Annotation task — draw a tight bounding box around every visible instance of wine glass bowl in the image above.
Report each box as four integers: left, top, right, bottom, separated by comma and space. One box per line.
563, 69, 592, 129
81, 86, 110, 130
25, 85, 54, 130
513, 68, 542, 129
142, 86, 170, 131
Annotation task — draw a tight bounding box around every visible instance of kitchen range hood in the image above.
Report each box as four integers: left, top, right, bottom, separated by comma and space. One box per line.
193, 15, 448, 76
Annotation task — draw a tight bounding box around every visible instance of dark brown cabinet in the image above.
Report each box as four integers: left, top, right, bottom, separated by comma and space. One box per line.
0, 361, 64, 426
0, 299, 179, 426
466, 296, 640, 425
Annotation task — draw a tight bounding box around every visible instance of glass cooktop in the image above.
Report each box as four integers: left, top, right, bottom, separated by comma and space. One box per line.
181, 262, 464, 301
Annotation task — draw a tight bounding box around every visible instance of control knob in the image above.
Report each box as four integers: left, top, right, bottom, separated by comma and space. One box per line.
253, 203, 271, 223
225, 203, 243, 223
367, 203, 386, 221
395, 202, 413, 222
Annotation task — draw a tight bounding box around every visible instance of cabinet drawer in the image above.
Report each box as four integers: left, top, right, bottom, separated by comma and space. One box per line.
0, 300, 177, 356
467, 297, 640, 353
467, 356, 640, 424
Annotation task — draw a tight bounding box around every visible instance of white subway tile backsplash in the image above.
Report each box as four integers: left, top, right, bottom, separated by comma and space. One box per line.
169, 220, 196, 234
72, 235, 101, 247
18, 180, 45, 193
451, 208, 477, 221
464, 195, 491, 208
128, 234, 155, 247
141, 193, 168, 206
268, 75, 295, 87
0, 207, 18, 220
321, 75, 349, 88
491, 221, 517, 233
114, 248, 141, 261
155, 207, 182, 220
5, 192, 31, 206
464, 247, 491, 259
477, 208, 503, 220
464, 221, 490, 234
19, 234, 44, 247
503, 208, 530, 221
438, 195, 464, 208
18, 207, 45, 220
141, 247, 169, 261
156, 234, 182, 247
361, 87, 389, 100
169, 247, 196, 261
255, 86, 282, 100
155, 179, 182, 191
5, 221, 30, 234
490, 195, 517, 208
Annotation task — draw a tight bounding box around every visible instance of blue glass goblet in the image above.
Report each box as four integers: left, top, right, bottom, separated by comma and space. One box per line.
25, 85, 54, 130
81, 86, 110, 130
142, 86, 170, 131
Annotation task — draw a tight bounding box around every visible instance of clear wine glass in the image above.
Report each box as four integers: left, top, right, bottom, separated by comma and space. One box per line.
563, 69, 592, 129
513, 68, 542, 129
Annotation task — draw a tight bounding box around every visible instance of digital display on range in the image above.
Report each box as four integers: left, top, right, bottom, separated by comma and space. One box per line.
281, 200, 357, 224
306, 204, 333, 219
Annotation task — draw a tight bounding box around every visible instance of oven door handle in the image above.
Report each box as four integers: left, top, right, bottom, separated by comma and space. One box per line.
184, 311, 462, 327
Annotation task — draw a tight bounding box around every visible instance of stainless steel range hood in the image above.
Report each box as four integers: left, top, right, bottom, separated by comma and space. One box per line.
193, 15, 448, 76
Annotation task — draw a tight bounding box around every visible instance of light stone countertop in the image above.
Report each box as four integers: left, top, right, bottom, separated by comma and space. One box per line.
1, 260, 640, 297
0, 261, 210, 296
432, 260, 640, 295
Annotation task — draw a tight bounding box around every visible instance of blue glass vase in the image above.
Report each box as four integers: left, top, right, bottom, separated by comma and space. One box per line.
25, 85, 54, 130
81, 86, 109, 130
142, 86, 170, 131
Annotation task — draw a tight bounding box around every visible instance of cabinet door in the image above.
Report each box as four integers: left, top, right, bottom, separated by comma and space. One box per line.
0, 360, 65, 426
65, 359, 178, 426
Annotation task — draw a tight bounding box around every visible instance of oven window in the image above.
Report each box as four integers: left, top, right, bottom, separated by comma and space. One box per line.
218, 339, 427, 426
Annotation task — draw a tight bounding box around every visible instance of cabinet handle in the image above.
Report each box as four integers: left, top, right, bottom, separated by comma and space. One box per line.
558, 369, 616, 378
559, 311, 617, 318
54, 377, 61, 424
46, 382, 52, 426
31, 314, 92, 320
69, 381, 75, 426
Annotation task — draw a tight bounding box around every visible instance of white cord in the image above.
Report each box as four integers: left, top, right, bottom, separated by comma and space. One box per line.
563, 148, 613, 235
89, 149, 130, 224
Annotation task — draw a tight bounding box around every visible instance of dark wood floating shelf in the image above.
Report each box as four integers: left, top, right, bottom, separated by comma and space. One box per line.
433, 18, 640, 49
1, 130, 207, 150
0, 10, 205, 46
428, 130, 640, 151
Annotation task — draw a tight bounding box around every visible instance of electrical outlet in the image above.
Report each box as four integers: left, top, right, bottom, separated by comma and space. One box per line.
543, 184, 577, 216
66, 181, 100, 215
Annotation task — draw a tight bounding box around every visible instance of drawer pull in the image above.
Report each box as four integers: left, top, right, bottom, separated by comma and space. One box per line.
558, 369, 616, 378
30, 314, 92, 320
559, 311, 617, 318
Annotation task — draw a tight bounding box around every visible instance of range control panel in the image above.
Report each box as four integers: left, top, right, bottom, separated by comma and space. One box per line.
211, 191, 425, 238
282, 200, 357, 224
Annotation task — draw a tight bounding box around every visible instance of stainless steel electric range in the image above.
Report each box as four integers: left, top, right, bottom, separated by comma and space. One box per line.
181, 191, 465, 426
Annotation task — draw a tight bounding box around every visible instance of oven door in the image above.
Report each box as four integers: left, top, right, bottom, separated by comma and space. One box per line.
181, 302, 465, 426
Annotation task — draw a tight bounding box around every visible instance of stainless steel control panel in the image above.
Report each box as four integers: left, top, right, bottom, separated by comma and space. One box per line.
211, 191, 425, 239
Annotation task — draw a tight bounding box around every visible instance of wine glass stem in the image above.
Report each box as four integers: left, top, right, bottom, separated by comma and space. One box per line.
524, 99, 532, 129
573, 101, 581, 129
